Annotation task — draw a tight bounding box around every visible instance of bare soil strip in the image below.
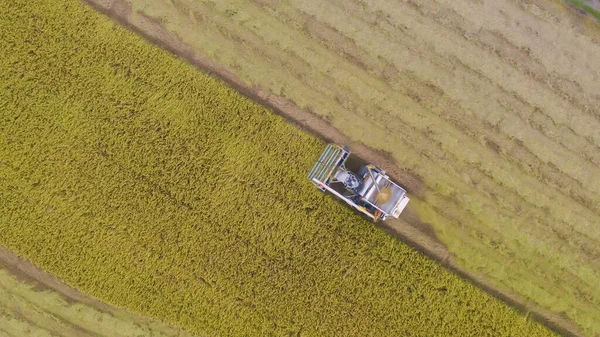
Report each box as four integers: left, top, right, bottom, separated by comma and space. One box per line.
78, 0, 590, 336
0, 245, 198, 337
0, 245, 111, 310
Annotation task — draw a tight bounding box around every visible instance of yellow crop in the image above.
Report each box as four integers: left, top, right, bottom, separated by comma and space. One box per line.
0, 0, 555, 336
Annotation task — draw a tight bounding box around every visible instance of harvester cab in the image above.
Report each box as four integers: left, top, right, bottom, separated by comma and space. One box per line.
307, 143, 410, 222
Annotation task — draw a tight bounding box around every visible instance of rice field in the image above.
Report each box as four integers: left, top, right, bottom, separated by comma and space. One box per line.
0, 0, 557, 336
103, 0, 600, 335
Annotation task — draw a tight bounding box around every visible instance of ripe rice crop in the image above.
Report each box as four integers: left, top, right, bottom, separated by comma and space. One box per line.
122, 0, 600, 335
0, 0, 555, 336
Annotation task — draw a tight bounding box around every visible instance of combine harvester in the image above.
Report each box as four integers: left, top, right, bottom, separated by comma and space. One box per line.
308, 143, 410, 222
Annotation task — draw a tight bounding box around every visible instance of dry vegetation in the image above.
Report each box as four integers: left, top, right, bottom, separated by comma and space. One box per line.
0, 268, 197, 337
106, 0, 600, 335
0, 247, 196, 337
0, 0, 557, 336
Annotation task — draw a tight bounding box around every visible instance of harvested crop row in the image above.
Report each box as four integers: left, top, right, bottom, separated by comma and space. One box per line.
0, 0, 554, 336
123, 0, 600, 334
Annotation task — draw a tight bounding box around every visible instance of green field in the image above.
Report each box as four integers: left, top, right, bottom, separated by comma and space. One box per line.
0, 0, 557, 336
565, 0, 600, 21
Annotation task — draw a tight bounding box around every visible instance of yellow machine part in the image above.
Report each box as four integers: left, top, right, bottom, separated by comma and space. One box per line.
374, 185, 392, 205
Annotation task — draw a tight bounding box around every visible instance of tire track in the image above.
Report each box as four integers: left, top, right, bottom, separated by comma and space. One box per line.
202, 0, 600, 236
161, 0, 600, 280
310, 0, 598, 196
248, 0, 600, 220
195, 0, 600, 308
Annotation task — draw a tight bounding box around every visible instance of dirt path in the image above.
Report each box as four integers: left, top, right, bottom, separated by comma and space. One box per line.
0, 245, 199, 337
0, 245, 109, 310
80, 0, 593, 336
